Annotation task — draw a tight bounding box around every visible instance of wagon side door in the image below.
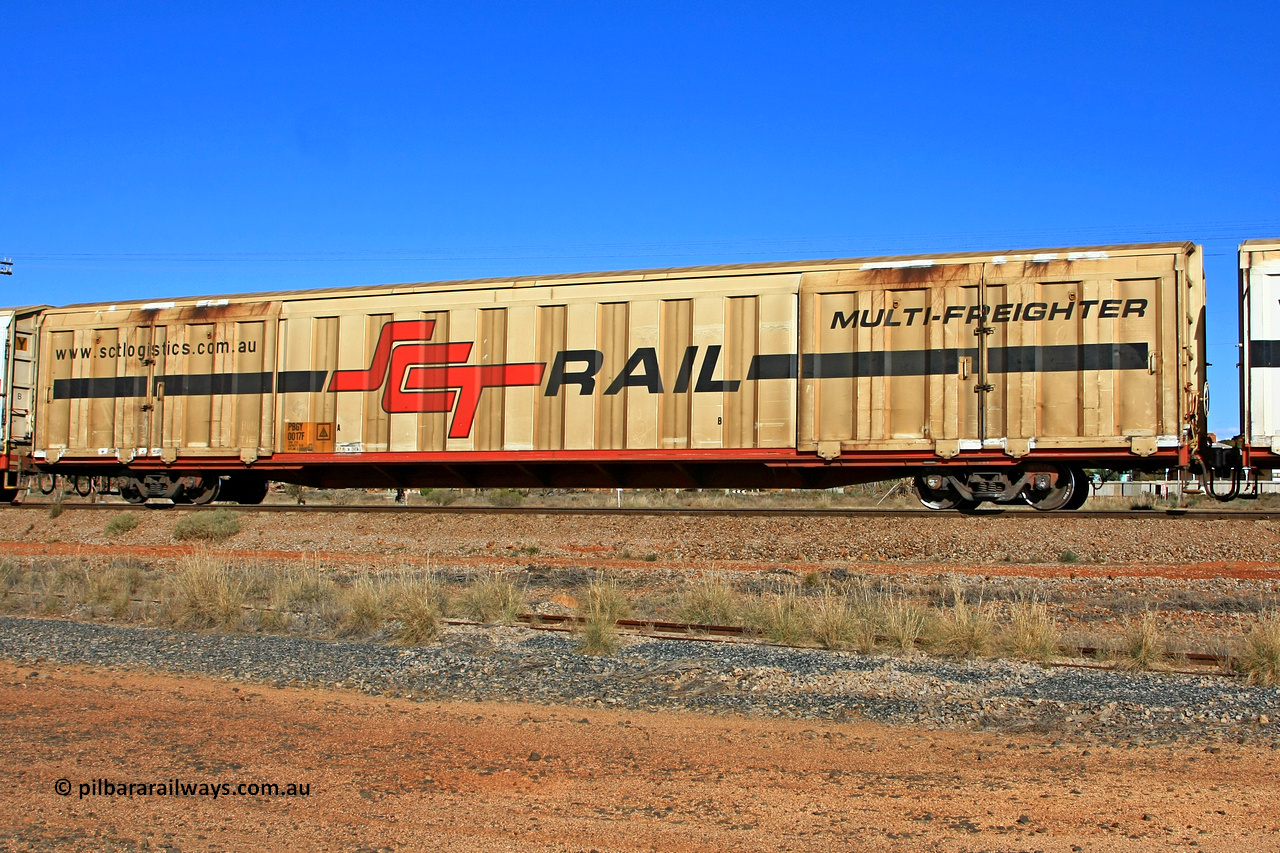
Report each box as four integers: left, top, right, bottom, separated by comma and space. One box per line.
798, 262, 985, 458
981, 253, 1176, 455
151, 301, 280, 463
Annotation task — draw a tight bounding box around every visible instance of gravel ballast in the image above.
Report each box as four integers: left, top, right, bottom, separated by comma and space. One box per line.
9, 504, 1280, 566
4, 615, 1277, 747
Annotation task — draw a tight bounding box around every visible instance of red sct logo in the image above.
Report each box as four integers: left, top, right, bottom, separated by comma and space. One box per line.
327, 320, 546, 438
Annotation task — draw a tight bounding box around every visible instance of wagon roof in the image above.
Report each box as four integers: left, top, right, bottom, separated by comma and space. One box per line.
1240, 238, 1280, 251
53, 241, 1197, 311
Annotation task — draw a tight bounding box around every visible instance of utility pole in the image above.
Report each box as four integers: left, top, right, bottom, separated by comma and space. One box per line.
0, 258, 11, 275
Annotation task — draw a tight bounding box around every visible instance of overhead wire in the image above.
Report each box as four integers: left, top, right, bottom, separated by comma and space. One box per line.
7, 219, 1280, 266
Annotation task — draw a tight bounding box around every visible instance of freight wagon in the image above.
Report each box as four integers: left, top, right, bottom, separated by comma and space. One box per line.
0, 241, 1231, 510
1240, 239, 1280, 475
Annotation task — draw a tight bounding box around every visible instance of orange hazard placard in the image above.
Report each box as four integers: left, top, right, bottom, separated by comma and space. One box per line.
284, 422, 335, 453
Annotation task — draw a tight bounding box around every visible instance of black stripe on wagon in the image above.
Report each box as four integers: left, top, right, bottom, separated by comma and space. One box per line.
1251, 340, 1280, 369
51, 376, 150, 400
53, 371, 335, 400
54, 372, 279, 400
803, 349, 965, 379
989, 343, 1149, 373
799, 343, 1150, 379
277, 370, 330, 393
158, 372, 274, 396
746, 354, 798, 380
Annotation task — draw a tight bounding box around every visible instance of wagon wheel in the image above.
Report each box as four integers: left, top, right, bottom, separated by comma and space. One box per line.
185, 476, 221, 506
38, 473, 57, 495
119, 478, 147, 505
1022, 466, 1080, 512
222, 477, 269, 505
1063, 468, 1090, 510
73, 475, 93, 498
913, 476, 978, 512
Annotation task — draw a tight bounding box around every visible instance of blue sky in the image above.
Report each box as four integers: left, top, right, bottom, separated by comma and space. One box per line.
3, 2, 1277, 435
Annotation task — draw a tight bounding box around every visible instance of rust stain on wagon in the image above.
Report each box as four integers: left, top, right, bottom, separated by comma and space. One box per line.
179, 301, 273, 321
130, 306, 165, 321
858, 264, 975, 286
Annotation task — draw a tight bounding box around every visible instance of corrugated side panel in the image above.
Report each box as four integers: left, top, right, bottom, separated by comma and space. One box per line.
474, 308, 507, 451
595, 302, 630, 450
659, 299, 692, 449
1247, 247, 1280, 445
43, 330, 73, 450
533, 305, 566, 450
420, 311, 450, 451
800, 264, 981, 451
37, 302, 279, 459
799, 251, 1192, 456
271, 274, 799, 455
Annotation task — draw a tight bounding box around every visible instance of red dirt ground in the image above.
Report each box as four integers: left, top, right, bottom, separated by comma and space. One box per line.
3, 662, 1278, 852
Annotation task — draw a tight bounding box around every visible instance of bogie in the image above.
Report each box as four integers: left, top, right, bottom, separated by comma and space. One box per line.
916, 466, 1087, 512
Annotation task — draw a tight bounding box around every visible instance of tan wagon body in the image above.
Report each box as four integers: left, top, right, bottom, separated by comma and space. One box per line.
21, 242, 1205, 497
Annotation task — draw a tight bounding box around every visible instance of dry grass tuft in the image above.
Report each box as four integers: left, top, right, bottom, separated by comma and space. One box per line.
173, 509, 241, 542
1002, 599, 1060, 662
456, 573, 524, 625
1118, 611, 1168, 672
844, 586, 881, 653
806, 588, 864, 650
84, 562, 147, 619
879, 596, 928, 654
260, 564, 339, 633
104, 512, 140, 538
679, 575, 740, 625
928, 586, 996, 658
486, 489, 525, 508
1, 560, 40, 614
0, 559, 20, 596
575, 577, 631, 656
336, 573, 385, 638
1238, 611, 1280, 686
38, 560, 92, 613
385, 572, 447, 645
271, 565, 339, 612
162, 555, 249, 630
575, 615, 620, 656
752, 588, 808, 645
581, 577, 631, 624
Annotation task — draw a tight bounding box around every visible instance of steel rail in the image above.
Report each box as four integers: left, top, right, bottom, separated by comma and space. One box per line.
0, 592, 1234, 675
4, 501, 1278, 520
509, 613, 1227, 667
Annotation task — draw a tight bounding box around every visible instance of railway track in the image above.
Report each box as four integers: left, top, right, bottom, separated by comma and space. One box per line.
4, 500, 1278, 520
507, 613, 1229, 673
0, 585, 1236, 675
